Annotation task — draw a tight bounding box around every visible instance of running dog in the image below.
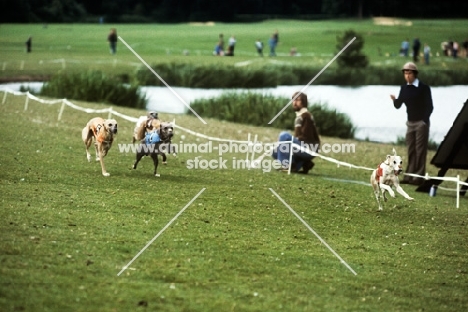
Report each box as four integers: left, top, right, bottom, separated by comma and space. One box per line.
370, 149, 414, 210
82, 117, 118, 176
132, 121, 175, 177
132, 112, 160, 144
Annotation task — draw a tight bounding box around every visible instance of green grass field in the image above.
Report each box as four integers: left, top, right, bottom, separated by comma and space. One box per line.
1, 19, 468, 311
1, 88, 467, 311
1, 19, 468, 81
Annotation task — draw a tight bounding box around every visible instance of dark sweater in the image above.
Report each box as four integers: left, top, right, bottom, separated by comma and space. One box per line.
294, 111, 320, 146
393, 81, 433, 124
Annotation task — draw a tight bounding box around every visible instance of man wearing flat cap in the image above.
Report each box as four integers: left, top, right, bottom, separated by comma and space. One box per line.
390, 62, 433, 185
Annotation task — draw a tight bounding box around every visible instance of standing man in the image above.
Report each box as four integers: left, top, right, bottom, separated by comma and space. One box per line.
108, 28, 118, 55
25, 36, 32, 53
412, 37, 421, 62
423, 43, 431, 65
390, 62, 433, 185
272, 92, 321, 174
401, 38, 409, 57
255, 39, 264, 57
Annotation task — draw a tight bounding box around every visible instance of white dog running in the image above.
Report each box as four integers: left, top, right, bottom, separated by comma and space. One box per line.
370, 149, 414, 210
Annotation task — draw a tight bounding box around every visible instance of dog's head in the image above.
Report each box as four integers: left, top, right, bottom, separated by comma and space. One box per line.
158, 121, 174, 142
385, 149, 403, 175
104, 119, 118, 135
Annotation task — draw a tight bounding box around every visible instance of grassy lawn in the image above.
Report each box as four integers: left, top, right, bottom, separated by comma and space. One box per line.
0, 89, 467, 311
1, 19, 467, 311
1, 19, 468, 81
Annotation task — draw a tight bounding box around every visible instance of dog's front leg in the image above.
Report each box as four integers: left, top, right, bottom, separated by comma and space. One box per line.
395, 184, 414, 201
150, 152, 160, 177
379, 183, 395, 198
97, 143, 110, 176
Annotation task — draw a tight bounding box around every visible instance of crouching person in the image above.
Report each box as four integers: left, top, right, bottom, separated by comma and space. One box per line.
272, 91, 320, 174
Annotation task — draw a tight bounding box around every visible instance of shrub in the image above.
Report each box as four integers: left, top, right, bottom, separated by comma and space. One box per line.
189, 92, 356, 139
39, 70, 147, 109
336, 29, 369, 69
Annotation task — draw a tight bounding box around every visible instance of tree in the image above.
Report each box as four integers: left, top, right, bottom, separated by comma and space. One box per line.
335, 29, 368, 69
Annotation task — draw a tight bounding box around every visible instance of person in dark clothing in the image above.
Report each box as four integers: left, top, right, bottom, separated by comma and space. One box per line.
25, 36, 32, 53
272, 92, 321, 174
390, 62, 433, 185
108, 28, 118, 54
412, 37, 421, 62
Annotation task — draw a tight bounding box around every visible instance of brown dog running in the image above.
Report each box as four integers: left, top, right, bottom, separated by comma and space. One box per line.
82, 117, 118, 176
132, 121, 175, 177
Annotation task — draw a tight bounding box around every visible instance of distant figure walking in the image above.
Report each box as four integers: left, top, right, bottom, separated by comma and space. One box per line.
423, 43, 430, 65
412, 37, 421, 62
25, 36, 32, 53
255, 39, 263, 57
269, 29, 279, 56
400, 38, 409, 57
108, 28, 118, 55
452, 41, 459, 59
268, 35, 277, 56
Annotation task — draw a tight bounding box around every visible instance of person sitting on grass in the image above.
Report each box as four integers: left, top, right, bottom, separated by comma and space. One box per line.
272, 91, 321, 174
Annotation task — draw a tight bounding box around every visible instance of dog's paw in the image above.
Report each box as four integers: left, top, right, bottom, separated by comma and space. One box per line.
163, 161, 167, 165
86, 155, 91, 162
407, 197, 414, 201
95, 157, 100, 162
155, 173, 160, 177
172, 153, 177, 157
102, 172, 110, 177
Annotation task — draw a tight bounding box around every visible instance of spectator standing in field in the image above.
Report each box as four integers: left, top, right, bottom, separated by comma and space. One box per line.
272, 92, 321, 174
412, 37, 421, 62
452, 41, 459, 59
390, 62, 433, 185
401, 38, 409, 57
255, 39, 264, 57
423, 43, 430, 65
25, 36, 32, 53
462, 38, 468, 58
268, 34, 277, 56
273, 29, 279, 45
107, 28, 118, 54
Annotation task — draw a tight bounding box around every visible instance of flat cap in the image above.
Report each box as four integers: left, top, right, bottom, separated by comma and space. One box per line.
401, 62, 418, 72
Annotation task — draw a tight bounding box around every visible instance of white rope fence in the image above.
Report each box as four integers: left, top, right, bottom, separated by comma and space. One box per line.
2, 88, 466, 207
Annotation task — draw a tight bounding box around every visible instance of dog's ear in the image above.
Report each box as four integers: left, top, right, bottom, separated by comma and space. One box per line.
392, 148, 397, 156
385, 155, 391, 164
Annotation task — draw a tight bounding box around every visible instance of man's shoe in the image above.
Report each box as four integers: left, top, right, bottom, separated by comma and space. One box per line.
299, 160, 314, 174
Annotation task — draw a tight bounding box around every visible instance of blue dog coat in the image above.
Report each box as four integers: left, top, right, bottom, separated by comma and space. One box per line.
145, 131, 161, 145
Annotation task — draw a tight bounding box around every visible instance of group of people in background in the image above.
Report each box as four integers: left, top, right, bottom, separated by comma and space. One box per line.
214, 33, 236, 56
441, 39, 468, 58
400, 37, 468, 65
214, 30, 280, 57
